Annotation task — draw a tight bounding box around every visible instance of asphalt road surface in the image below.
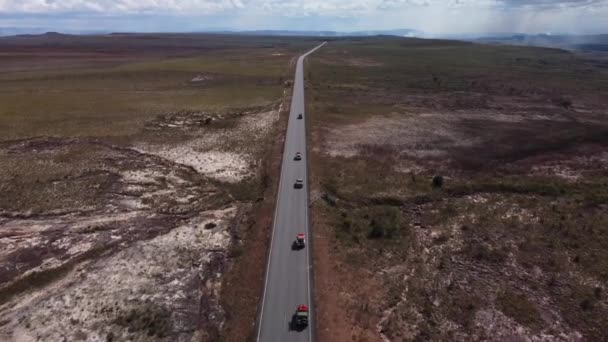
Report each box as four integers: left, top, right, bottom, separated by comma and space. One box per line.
257, 42, 326, 342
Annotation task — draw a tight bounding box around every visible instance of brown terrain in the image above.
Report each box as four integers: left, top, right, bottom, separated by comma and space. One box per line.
0, 33, 321, 341
307, 37, 608, 341
2, 33, 607, 342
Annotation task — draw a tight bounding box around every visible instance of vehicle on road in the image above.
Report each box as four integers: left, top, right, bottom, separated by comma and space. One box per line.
292, 304, 309, 330
293, 233, 306, 249
257, 43, 324, 341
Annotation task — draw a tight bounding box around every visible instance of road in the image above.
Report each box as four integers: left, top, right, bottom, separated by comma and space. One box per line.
257, 42, 325, 342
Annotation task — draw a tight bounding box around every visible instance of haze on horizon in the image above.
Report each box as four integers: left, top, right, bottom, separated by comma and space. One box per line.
0, 0, 607, 36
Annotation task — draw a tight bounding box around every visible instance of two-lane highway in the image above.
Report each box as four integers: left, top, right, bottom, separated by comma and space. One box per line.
257, 42, 325, 342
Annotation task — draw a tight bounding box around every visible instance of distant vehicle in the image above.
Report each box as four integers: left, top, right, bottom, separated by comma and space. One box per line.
292, 304, 309, 329
297, 113, 303, 119
294, 152, 302, 161
294, 179, 304, 189
293, 233, 306, 249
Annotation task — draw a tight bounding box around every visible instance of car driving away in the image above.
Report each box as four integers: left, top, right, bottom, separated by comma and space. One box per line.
291, 304, 309, 331
293, 233, 306, 249
294, 152, 302, 161
294, 178, 303, 189
297, 113, 303, 119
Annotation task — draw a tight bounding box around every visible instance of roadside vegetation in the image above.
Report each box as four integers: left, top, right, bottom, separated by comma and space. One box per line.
308, 37, 608, 341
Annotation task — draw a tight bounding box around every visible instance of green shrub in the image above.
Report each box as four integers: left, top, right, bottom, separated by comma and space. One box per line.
432, 175, 444, 188
368, 206, 401, 239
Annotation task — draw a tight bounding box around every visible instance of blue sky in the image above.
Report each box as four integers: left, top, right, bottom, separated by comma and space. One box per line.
0, 0, 607, 35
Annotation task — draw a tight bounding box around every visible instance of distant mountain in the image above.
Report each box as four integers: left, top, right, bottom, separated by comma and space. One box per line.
0, 27, 109, 36
0, 27, 419, 38
205, 29, 420, 37
477, 34, 608, 52
0, 27, 49, 36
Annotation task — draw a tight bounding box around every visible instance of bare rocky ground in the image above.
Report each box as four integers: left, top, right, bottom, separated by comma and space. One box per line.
0, 102, 283, 341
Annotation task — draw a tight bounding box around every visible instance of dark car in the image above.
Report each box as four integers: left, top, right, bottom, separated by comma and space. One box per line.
291, 304, 309, 330
294, 152, 302, 161
293, 233, 306, 249
294, 179, 304, 189
297, 113, 303, 119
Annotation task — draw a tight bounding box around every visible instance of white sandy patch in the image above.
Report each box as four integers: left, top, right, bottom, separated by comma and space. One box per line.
531, 165, 582, 181
0, 219, 61, 233
240, 110, 279, 136
66, 241, 94, 257
191, 74, 214, 83
465, 194, 489, 204
394, 162, 427, 175
501, 206, 539, 223
150, 145, 250, 183
71, 212, 142, 231
119, 198, 148, 210
529, 150, 608, 181
0, 212, 139, 261
122, 170, 163, 184
0, 235, 43, 259
136, 108, 279, 183
474, 308, 583, 341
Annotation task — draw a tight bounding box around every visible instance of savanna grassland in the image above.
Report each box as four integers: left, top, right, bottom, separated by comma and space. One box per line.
0, 33, 321, 341
307, 37, 608, 341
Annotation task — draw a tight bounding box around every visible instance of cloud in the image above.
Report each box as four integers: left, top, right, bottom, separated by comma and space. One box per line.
0, 0, 604, 14
0, 0, 607, 34
0, 0, 244, 14
498, 0, 603, 7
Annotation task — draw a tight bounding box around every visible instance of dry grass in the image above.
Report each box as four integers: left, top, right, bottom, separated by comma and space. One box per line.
0, 34, 321, 341
308, 37, 608, 341
0, 34, 319, 142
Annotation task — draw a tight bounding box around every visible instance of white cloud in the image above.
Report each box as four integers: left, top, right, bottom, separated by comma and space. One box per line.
0, 0, 245, 14
0, 0, 607, 33
0, 0, 605, 14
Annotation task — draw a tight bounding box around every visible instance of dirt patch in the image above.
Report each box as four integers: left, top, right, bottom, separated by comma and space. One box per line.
312, 205, 383, 342
322, 109, 608, 167
322, 113, 479, 159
